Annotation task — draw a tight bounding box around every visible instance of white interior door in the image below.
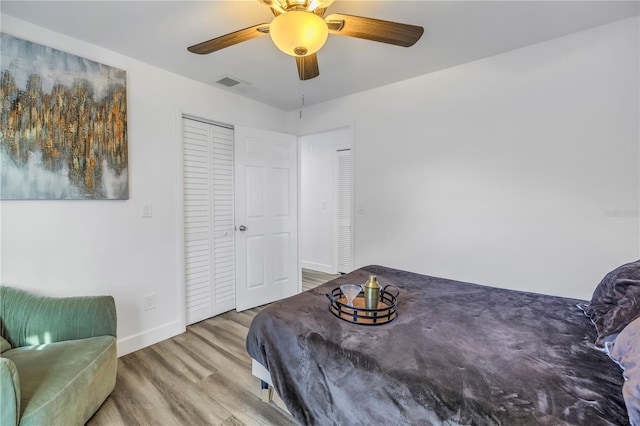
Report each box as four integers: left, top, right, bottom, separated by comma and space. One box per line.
235, 125, 298, 311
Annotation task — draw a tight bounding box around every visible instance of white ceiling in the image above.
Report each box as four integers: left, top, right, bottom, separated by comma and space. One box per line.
1, 1, 638, 111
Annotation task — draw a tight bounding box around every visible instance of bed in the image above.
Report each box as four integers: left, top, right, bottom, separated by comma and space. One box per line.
246, 262, 640, 425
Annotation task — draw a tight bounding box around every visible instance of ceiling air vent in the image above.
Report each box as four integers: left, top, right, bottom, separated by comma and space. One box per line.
216, 76, 242, 88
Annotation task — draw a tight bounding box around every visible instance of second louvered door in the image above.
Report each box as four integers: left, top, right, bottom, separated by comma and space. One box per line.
337, 149, 354, 274
183, 118, 235, 325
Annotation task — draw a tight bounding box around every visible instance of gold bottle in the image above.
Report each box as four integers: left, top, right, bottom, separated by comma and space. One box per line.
363, 275, 380, 316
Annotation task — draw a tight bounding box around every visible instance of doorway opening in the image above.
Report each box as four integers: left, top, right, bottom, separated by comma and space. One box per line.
299, 127, 354, 275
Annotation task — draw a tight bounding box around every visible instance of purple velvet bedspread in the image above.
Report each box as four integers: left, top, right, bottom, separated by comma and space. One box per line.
246, 265, 627, 425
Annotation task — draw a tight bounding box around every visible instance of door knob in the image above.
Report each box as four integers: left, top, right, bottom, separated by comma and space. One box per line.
239, 225, 247, 231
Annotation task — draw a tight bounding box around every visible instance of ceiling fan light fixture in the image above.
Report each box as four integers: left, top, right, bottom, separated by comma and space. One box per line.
269, 11, 328, 56
258, 0, 335, 13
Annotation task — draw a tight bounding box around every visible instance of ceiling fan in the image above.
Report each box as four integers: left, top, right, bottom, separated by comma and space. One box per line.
187, 0, 424, 81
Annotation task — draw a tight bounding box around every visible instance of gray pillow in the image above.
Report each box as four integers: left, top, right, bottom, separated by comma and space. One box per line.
0, 336, 11, 353
609, 317, 640, 426
583, 260, 640, 347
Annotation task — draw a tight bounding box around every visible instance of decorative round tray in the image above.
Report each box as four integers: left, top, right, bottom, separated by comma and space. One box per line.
326, 285, 399, 325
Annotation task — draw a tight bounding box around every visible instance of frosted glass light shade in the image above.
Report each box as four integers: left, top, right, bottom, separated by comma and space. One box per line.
269, 11, 328, 57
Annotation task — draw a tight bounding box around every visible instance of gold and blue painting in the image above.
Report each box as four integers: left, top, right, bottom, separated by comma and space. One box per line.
0, 33, 128, 199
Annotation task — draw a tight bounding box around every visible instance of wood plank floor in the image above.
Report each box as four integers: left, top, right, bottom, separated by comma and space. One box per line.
88, 269, 340, 426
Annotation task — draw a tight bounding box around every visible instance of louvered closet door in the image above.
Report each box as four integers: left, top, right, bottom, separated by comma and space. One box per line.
183, 118, 235, 325
337, 149, 354, 274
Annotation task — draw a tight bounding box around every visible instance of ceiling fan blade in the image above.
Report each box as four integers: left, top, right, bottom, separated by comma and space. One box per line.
296, 54, 320, 80
325, 13, 423, 47
188, 24, 270, 55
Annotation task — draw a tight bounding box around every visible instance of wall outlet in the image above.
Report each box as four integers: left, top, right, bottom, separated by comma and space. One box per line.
143, 293, 156, 311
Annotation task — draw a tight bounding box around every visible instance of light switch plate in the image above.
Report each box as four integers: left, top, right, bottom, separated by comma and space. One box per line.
142, 203, 153, 218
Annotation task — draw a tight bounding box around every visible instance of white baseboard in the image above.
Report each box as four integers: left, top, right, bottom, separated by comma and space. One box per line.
116, 320, 185, 357
300, 260, 336, 274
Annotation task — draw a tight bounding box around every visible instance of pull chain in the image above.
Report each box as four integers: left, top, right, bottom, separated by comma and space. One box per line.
299, 57, 305, 120
299, 58, 305, 119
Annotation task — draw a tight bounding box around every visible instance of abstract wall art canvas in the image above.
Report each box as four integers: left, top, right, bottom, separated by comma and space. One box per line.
0, 33, 128, 200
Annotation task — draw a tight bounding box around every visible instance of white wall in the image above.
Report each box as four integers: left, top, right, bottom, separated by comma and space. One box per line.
287, 17, 640, 300
0, 15, 287, 356
299, 127, 351, 273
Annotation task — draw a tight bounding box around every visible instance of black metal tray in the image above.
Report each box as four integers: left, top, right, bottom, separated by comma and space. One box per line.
326, 285, 398, 325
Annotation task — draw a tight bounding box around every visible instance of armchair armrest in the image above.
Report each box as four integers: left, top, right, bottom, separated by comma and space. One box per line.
0, 357, 20, 426
0, 286, 116, 348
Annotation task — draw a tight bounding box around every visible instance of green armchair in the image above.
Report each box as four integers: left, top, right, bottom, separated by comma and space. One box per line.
0, 286, 117, 426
